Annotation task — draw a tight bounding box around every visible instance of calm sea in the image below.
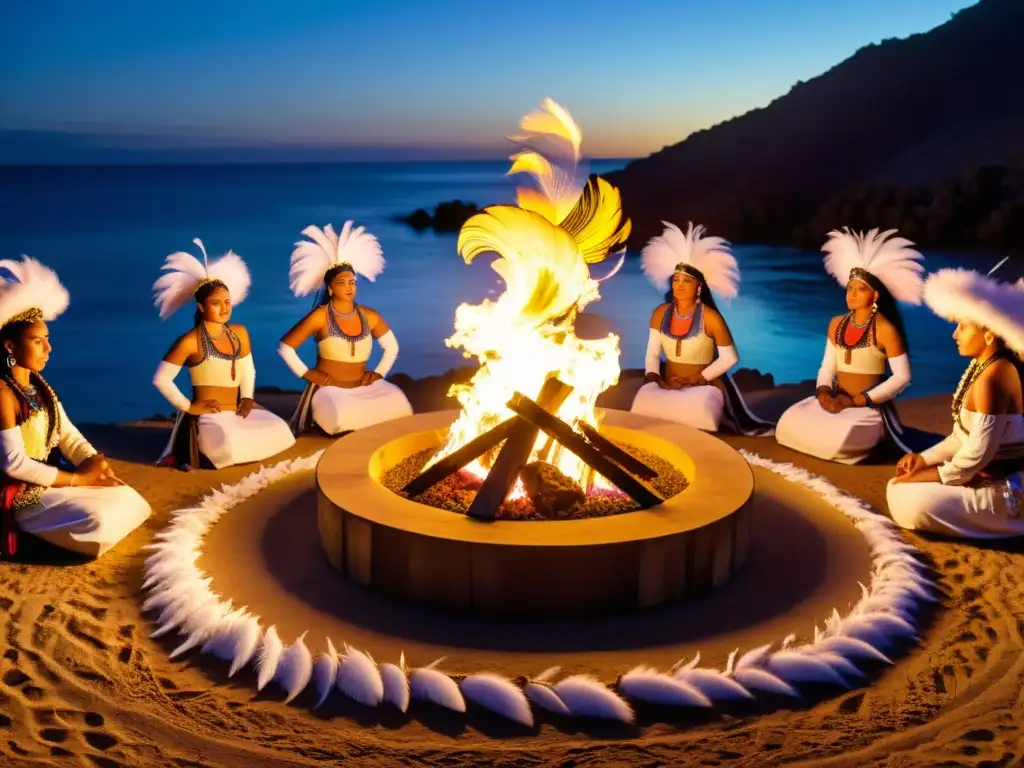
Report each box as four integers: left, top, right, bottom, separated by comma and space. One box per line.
0, 161, 1001, 424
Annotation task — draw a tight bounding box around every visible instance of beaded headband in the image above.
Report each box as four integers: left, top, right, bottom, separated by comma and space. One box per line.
3, 307, 44, 326
848, 267, 883, 293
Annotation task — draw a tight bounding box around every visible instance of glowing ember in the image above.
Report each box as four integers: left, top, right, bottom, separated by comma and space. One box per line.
425, 99, 631, 497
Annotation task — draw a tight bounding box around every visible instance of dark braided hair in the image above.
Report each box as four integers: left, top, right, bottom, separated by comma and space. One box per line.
1, 319, 59, 444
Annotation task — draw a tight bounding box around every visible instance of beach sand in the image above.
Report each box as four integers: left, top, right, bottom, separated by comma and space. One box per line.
1, 373, 1022, 768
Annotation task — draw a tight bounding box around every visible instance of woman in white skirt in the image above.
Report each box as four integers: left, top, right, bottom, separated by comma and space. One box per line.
630, 221, 773, 434
279, 221, 412, 435
0, 258, 151, 558
887, 267, 1024, 538
775, 228, 924, 463
152, 239, 296, 470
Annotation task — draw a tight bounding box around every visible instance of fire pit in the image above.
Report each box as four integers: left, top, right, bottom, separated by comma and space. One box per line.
315, 408, 753, 618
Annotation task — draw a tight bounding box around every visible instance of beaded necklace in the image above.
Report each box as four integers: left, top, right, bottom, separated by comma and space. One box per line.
951, 352, 1007, 432
199, 324, 241, 381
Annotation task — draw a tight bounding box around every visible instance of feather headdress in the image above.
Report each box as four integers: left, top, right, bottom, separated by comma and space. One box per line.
640, 221, 740, 299
153, 238, 251, 320
923, 267, 1024, 357
288, 221, 384, 298
822, 227, 925, 304
0, 257, 70, 328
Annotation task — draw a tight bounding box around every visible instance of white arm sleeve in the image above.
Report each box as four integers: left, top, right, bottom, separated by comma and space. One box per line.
816, 341, 837, 390
645, 329, 662, 376
237, 353, 255, 399
0, 427, 58, 487
374, 330, 399, 378
937, 413, 1003, 486
57, 403, 97, 467
153, 361, 192, 413
865, 353, 911, 404
277, 343, 309, 379
701, 345, 739, 382
920, 433, 960, 466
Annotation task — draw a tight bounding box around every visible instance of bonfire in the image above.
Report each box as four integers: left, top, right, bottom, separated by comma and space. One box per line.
424, 98, 632, 498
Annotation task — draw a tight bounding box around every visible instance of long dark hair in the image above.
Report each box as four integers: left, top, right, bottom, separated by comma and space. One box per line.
663, 267, 722, 315
873, 283, 911, 356
1, 319, 59, 444
193, 280, 228, 327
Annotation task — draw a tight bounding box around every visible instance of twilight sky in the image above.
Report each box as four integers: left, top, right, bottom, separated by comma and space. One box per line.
0, 0, 978, 161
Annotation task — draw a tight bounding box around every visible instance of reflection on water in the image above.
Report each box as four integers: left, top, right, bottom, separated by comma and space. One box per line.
0, 161, 1010, 423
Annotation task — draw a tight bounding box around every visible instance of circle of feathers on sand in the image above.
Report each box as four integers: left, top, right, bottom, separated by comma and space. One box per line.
0, 257, 70, 328
153, 238, 252, 321
924, 268, 1024, 357
640, 221, 739, 297
821, 227, 925, 305
289, 221, 384, 298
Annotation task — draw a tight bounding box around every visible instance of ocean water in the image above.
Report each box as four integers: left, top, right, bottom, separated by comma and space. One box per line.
0, 160, 999, 424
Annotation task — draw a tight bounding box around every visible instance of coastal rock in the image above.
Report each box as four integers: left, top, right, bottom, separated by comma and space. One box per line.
397, 200, 482, 233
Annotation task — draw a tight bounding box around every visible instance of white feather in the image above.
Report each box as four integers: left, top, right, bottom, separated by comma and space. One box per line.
640, 221, 739, 298
0, 257, 70, 326
273, 632, 313, 704
256, 625, 283, 691
552, 675, 634, 722
673, 668, 754, 701
814, 635, 893, 665
460, 673, 533, 726
169, 600, 233, 659
289, 221, 384, 297
838, 613, 918, 650
524, 682, 570, 715
735, 643, 773, 670
312, 639, 341, 709
153, 240, 251, 320
765, 651, 850, 688
336, 646, 384, 707
924, 268, 1024, 358
618, 666, 713, 708
822, 227, 925, 304
380, 653, 410, 713
731, 668, 799, 698
409, 667, 466, 713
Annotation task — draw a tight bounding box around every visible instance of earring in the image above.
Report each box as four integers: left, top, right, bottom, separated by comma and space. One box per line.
872, 300, 878, 312
5, 354, 15, 368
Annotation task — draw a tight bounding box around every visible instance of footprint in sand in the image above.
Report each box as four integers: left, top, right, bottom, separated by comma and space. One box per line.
2, 669, 30, 687
39, 727, 69, 743
85, 731, 119, 750
67, 618, 109, 651
69, 599, 109, 622
85, 712, 104, 727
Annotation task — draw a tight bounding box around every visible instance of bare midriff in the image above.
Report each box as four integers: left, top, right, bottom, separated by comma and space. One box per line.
316, 358, 366, 387
193, 385, 245, 410
836, 371, 882, 397
665, 361, 708, 380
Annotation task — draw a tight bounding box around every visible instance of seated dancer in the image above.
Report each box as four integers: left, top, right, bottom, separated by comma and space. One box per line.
887, 268, 1024, 538
0, 258, 151, 558
630, 222, 774, 434
152, 239, 295, 469
775, 228, 924, 463
279, 222, 412, 435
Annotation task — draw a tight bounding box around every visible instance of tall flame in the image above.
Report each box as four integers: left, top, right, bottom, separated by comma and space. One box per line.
427, 99, 631, 494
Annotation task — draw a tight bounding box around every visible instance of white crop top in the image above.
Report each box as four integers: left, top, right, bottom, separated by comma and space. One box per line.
832, 314, 886, 375
187, 327, 249, 387
658, 303, 715, 365
317, 305, 374, 363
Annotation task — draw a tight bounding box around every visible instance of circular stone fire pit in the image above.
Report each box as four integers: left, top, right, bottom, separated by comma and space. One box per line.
315, 409, 754, 618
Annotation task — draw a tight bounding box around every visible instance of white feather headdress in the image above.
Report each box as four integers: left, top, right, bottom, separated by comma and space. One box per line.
0, 257, 70, 328
923, 268, 1024, 357
153, 238, 251, 320
640, 221, 739, 299
288, 221, 384, 298
822, 227, 925, 304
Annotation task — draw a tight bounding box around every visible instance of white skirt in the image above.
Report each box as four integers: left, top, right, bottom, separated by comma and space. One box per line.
197, 409, 296, 469
886, 472, 1024, 539
629, 382, 725, 432
311, 380, 414, 435
16, 484, 151, 558
775, 396, 884, 464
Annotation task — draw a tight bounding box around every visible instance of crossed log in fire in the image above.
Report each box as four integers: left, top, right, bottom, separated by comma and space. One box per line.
401, 377, 664, 520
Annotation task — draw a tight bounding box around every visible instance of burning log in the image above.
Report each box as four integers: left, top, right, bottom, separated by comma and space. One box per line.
401, 417, 518, 498
520, 462, 586, 517
466, 377, 575, 520
578, 422, 657, 480
507, 393, 663, 509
